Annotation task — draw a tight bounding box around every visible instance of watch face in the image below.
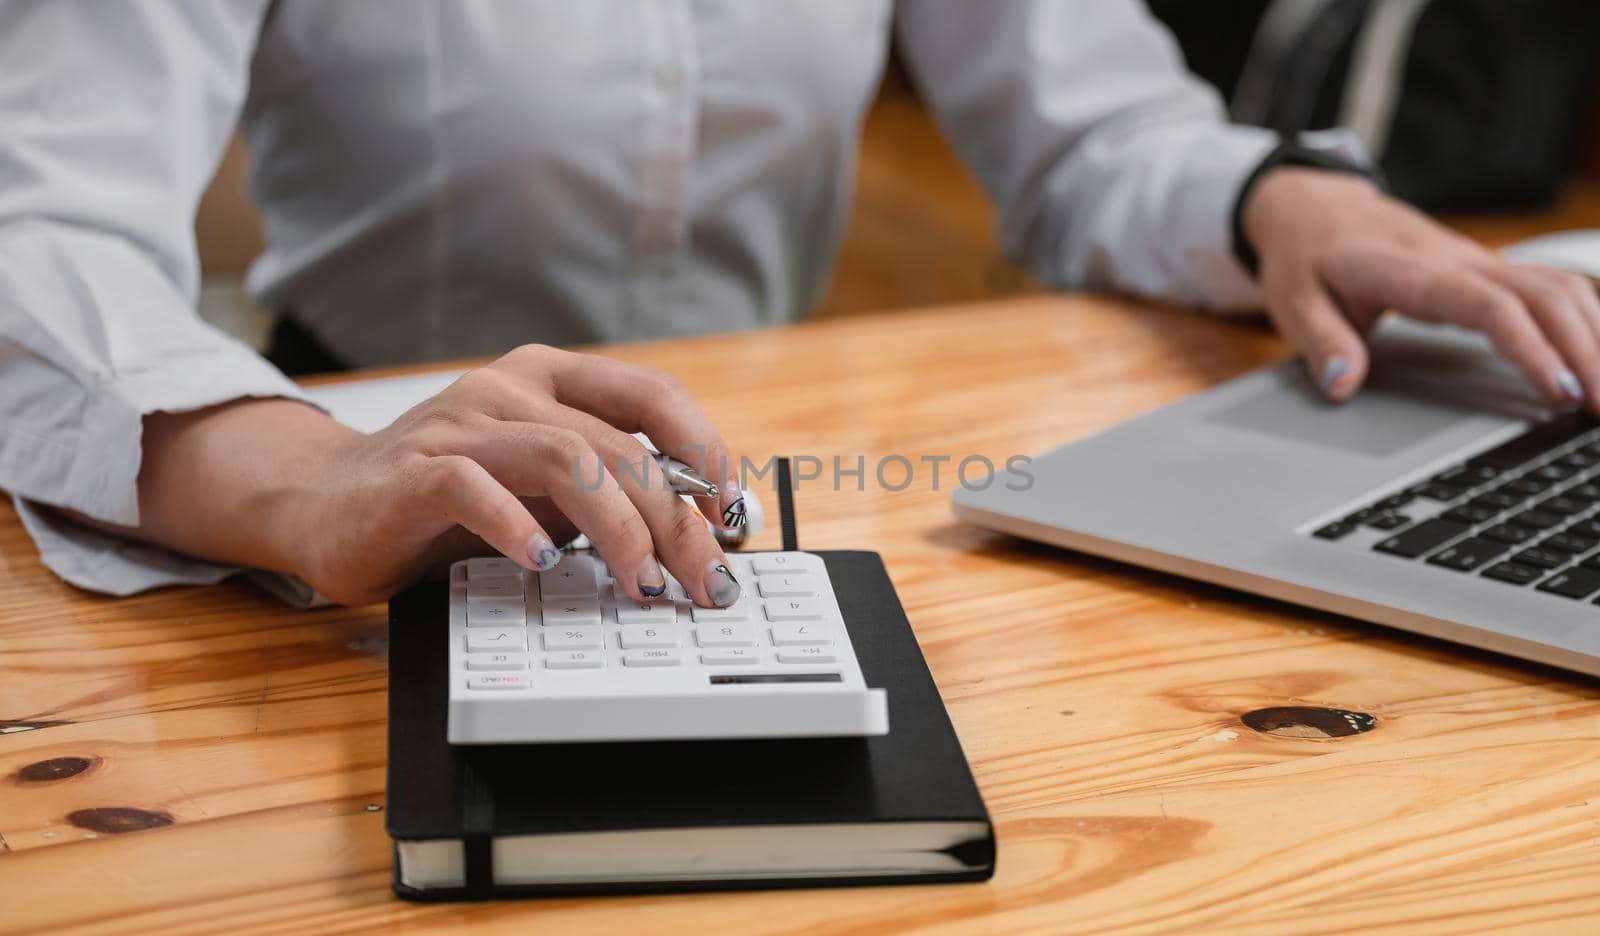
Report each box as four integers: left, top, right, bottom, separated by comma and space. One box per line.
1294, 129, 1374, 168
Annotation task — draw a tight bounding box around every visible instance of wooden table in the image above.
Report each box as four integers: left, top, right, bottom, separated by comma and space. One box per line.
5, 296, 1600, 934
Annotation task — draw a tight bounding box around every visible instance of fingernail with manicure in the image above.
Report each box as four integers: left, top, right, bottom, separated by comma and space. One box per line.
720, 481, 747, 529
528, 534, 561, 571
1320, 356, 1349, 394
704, 559, 740, 607
1558, 369, 1584, 402
639, 556, 667, 598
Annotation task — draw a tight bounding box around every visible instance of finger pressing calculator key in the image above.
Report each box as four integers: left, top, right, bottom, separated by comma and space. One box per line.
445, 550, 888, 743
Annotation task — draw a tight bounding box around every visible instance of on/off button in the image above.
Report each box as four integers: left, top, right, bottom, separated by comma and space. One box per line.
467, 673, 528, 690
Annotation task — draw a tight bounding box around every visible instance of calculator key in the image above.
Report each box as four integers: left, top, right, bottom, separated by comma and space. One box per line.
751, 556, 803, 574
543, 626, 603, 650
624, 648, 682, 667
464, 652, 528, 671
691, 602, 752, 623
467, 557, 523, 579
467, 673, 528, 690
757, 575, 820, 597
619, 624, 679, 649
466, 575, 524, 603
539, 554, 597, 597
542, 597, 602, 625
765, 599, 825, 621
546, 650, 604, 669
616, 600, 677, 626
466, 601, 527, 627
776, 647, 837, 664
1537, 568, 1600, 599
466, 629, 528, 652
701, 648, 760, 665
697, 624, 757, 647
771, 622, 832, 646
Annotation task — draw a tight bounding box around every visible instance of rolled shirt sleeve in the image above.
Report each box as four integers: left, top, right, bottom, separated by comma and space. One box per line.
0, 1, 308, 594
896, 0, 1279, 310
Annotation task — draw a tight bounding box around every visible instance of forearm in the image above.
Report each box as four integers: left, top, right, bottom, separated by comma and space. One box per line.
133, 399, 362, 577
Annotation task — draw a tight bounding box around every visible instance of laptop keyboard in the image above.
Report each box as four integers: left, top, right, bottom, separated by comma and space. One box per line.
1312, 412, 1600, 601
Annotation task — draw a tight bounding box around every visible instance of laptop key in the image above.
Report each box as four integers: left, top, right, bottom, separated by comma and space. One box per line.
1380, 492, 1415, 510
1374, 519, 1470, 559
1480, 523, 1537, 546
1568, 519, 1600, 539
1487, 484, 1533, 504
1427, 538, 1508, 572
1581, 554, 1600, 572
1536, 568, 1600, 599
1437, 464, 1500, 485
1503, 477, 1551, 496
1413, 482, 1465, 502
1514, 548, 1569, 570
1442, 505, 1497, 524
1364, 511, 1411, 530
1565, 483, 1600, 504
1313, 521, 1356, 540
1481, 562, 1544, 586
1470, 412, 1592, 470
1536, 496, 1586, 516
1534, 464, 1578, 483
1472, 492, 1523, 511
1541, 533, 1598, 554
1508, 509, 1563, 531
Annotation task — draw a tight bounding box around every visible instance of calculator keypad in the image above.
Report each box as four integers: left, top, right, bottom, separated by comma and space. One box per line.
451, 551, 856, 685
447, 550, 886, 743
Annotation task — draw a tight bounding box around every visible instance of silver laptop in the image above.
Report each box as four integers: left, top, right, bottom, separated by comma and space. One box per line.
953, 317, 1600, 676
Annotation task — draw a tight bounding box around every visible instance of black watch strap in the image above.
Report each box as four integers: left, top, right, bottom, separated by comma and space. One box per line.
1230, 140, 1385, 278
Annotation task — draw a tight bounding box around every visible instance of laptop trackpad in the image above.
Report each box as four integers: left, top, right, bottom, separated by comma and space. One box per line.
1208, 367, 1474, 458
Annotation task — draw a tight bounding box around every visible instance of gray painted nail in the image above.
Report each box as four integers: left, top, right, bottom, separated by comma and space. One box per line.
1558, 369, 1584, 402
1320, 356, 1349, 393
703, 560, 741, 608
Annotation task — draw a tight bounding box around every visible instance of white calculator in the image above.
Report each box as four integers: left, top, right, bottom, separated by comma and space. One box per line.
446, 551, 889, 743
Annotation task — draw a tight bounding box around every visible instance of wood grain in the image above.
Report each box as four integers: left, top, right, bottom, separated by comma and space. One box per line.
5, 296, 1600, 934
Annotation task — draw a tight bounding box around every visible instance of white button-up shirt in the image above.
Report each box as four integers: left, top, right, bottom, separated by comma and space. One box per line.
0, 0, 1274, 596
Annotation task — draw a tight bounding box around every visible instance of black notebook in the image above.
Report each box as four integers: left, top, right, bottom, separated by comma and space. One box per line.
385, 550, 995, 901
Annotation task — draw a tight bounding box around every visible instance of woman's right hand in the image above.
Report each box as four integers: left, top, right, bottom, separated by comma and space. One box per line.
134, 345, 747, 607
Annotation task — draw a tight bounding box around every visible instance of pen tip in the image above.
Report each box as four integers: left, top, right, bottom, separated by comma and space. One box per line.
706, 483, 719, 497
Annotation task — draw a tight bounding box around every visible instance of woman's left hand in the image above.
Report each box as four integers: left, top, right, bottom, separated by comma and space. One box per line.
1243, 167, 1600, 411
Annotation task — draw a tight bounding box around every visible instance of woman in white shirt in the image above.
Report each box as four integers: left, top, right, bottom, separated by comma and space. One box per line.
1, 1, 1595, 605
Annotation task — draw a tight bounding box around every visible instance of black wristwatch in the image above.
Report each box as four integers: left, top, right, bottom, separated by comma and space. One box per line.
1230, 136, 1385, 277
